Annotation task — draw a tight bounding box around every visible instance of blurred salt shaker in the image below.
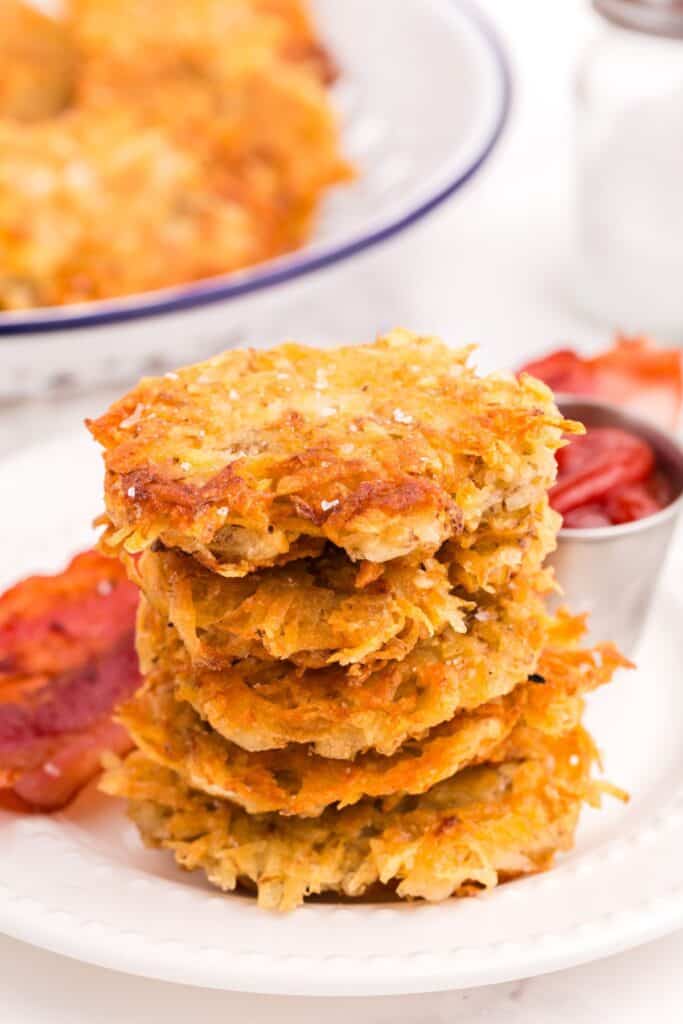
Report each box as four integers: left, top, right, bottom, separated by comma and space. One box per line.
576, 1, 683, 338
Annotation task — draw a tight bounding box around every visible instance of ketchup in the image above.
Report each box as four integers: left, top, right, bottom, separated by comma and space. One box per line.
519, 340, 681, 528
551, 427, 671, 527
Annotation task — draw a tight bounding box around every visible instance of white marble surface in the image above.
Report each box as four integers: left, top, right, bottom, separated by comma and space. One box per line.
2, 0, 683, 1019
1, 927, 682, 1023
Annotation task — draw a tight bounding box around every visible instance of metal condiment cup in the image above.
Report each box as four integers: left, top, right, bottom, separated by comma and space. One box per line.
547, 396, 683, 657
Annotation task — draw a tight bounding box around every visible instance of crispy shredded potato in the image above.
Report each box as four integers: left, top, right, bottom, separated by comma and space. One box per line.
134, 544, 471, 671
117, 618, 626, 816
90, 331, 581, 574
136, 584, 551, 758
131, 497, 558, 671
102, 727, 601, 910
445, 500, 561, 595
0, 0, 349, 310
90, 331, 628, 912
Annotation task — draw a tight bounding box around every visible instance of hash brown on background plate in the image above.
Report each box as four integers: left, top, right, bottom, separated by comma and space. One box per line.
0, 0, 348, 310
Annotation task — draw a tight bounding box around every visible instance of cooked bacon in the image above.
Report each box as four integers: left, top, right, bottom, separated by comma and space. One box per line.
9, 720, 133, 811
521, 335, 683, 431
0, 550, 140, 810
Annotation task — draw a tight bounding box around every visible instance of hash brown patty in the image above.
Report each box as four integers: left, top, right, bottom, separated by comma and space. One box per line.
136, 584, 550, 759
89, 331, 579, 574
0, 0, 348, 310
102, 727, 600, 910
131, 497, 558, 671
117, 625, 624, 816
133, 544, 470, 671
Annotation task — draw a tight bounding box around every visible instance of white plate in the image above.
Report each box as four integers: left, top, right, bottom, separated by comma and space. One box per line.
2, 0, 508, 396
2, 432, 683, 996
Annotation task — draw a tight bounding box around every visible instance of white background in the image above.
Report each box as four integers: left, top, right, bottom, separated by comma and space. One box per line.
2, 1, 683, 1019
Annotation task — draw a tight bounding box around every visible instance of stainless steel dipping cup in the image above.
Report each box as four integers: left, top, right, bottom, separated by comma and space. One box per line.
548, 396, 683, 658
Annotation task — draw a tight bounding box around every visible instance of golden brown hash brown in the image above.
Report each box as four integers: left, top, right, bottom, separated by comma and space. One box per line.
90, 331, 580, 574
102, 728, 599, 910
446, 500, 560, 595
0, 0, 348, 310
69, 0, 335, 82
117, 626, 625, 817
133, 545, 471, 671
0, 2, 77, 122
136, 585, 550, 759
131, 499, 557, 672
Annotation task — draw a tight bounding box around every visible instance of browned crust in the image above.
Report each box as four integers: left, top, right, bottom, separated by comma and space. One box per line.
136, 585, 553, 759
117, 621, 625, 817
102, 727, 601, 909
89, 332, 579, 570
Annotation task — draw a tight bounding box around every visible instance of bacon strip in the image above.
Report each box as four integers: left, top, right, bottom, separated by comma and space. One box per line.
520, 335, 683, 431
0, 550, 140, 810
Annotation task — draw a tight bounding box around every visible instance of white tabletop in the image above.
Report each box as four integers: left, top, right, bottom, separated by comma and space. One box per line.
0, 928, 681, 1023
3, 1, 682, 1019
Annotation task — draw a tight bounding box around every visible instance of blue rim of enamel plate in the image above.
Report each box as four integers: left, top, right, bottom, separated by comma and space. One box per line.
0, 0, 511, 336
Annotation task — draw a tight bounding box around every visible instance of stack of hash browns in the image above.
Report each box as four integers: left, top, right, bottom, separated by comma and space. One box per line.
89, 329, 628, 910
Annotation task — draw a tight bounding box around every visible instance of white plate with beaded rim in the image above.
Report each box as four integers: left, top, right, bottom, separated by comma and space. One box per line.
2, 431, 683, 996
